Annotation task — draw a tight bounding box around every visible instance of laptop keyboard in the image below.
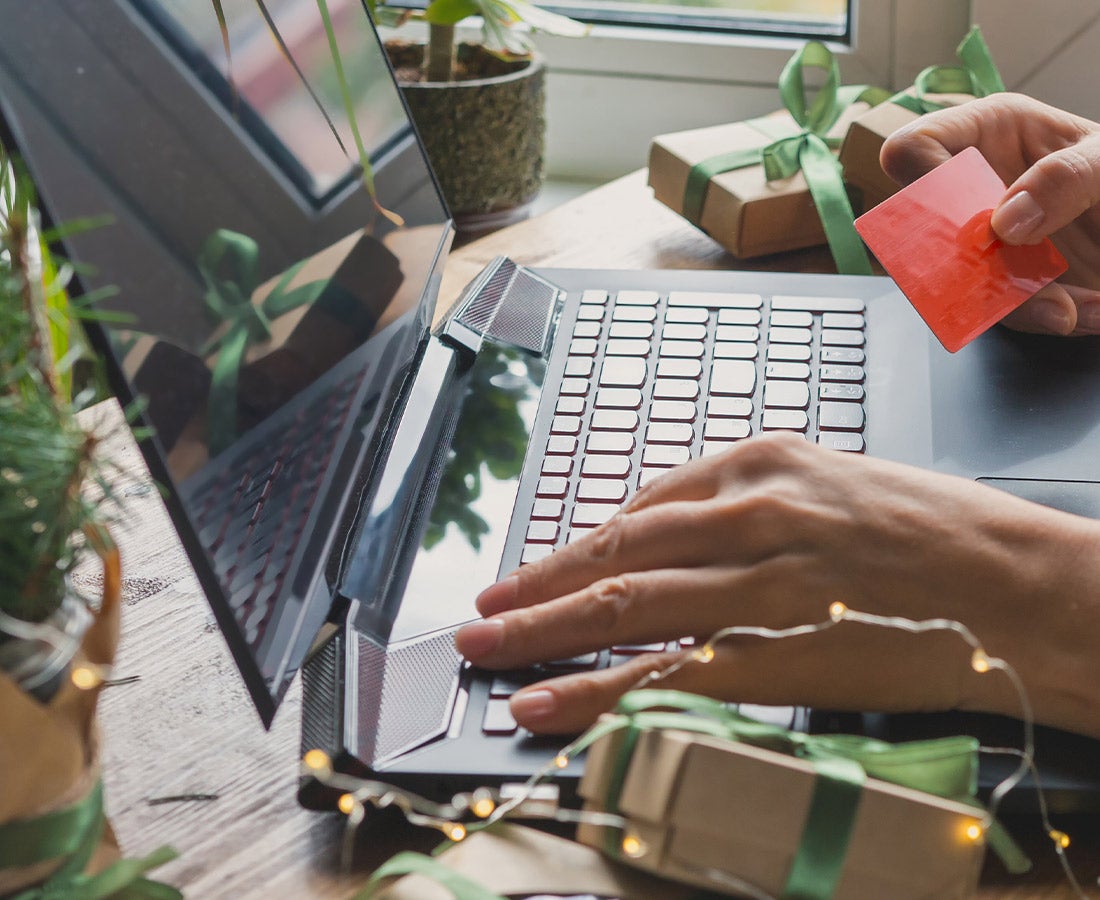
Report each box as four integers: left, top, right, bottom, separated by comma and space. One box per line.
480, 286, 867, 737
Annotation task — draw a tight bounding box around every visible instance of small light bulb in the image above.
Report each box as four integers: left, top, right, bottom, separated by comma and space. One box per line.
302, 749, 333, 778
337, 793, 357, 816
471, 792, 495, 819
71, 665, 104, 690
970, 649, 991, 674
828, 601, 848, 622
621, 833, 647, 858
964, 822, 984, 842
553, 754, 569, 769
1049, 829, 1071, 849
446, 823, 467, 842
691, 644, 715, 663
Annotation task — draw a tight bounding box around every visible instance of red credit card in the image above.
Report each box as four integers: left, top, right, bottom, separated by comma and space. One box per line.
854, 146, 1067, 352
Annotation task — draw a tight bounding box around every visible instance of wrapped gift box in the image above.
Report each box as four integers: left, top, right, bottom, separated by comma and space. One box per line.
578, 723, 987, 899
648, 105, 865, 259
839, 91, 977, 210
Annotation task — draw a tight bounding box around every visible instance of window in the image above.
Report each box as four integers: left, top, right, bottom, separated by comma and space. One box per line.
518, 0, 972, 179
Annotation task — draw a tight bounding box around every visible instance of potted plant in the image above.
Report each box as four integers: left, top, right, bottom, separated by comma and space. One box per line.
0, 149, 177, 897
368, 0, 589, 232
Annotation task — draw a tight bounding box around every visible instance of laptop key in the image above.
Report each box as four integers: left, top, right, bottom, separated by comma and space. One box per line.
573, 320, 601, 338
707, 396, 752, 418
709, 359, 756, 396
546, 435, 578, 455
587, 432, 635, 454
595, 387, 643, 409
590, 409, 640, 431
642, 445, 691, 466
820, 364, 865, 383
818, 432, 866, 452
563, 357, 593, 378
821, 312, 865, 330
531, 498, 565, 520
541, 456, 573, 476
716, 325, 760, 343
669, 291, 762, 309
560, 377, 590, 395
821, 329, 865, 346
526, 520, 560, 543
646, 422, 694, 445
764, 361, 811, 380
576, 304, 605, 321
615, 290, 660, 306
656, 358, 702, 379
821, 347, 865, 364
609, 321, 654, 339
769, 310, 813, 328
762, 409, 809, 431
551, 415, 582, 435
704, 419, 751, 440
819, 382, 865, 401
544, 652, 600, 669
653, 378, 699, 400
702, 439, 738, 457
718, 308, 762, 326
713, 342, 758, 360
658, 340, 705, 358
536, 476, 569, 498
599, 357, 647, 387
572, 503, 620, 526
665, 307, 709, 324
605, 338, 651, 356
582, 453, 631, 477
555, 395, 584, 415
764, 381, 810, 409
577, 478, 628, 503
581, 289, 610, 305
767, 326, 812, 344
612, 305, 657, 322
521, 544, 555, 564
482, 699, 518, 736
650, 399, 697, 421
662, 322, 706, 341
772, 295, 865, 313
818, 401, 866, 431
766, 344, 811, 362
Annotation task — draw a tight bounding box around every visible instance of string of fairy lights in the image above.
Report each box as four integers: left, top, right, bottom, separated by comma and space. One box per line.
4, 600, 1088, 897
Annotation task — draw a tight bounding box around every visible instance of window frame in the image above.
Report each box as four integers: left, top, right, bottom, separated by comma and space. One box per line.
492, 0, 973, 178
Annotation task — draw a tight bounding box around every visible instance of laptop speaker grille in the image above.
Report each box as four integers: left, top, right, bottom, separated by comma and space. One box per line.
453, 257, 558, 353
300, 631, 342, 760
354, 629, 462, 765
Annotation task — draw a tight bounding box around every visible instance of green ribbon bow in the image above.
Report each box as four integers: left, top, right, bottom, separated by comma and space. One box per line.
574, 690, 1029, 900
892, 26, 1005, 116
197, 229, 332, 456
683, 41, 889, 275
0, 779, 181, 900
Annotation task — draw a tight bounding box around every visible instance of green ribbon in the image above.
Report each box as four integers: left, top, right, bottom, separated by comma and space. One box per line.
357, 849, 506, 900
0, 779, 181, 900
575, 690, 1029, 900
891, 26, 1005, 115
196, 228, 332, 456
682, 41, 889, 275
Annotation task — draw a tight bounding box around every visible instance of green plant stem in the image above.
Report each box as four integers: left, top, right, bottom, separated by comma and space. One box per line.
426, 22, 456, 82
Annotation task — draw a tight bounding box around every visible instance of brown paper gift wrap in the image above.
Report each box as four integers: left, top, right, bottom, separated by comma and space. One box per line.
578, 725, 986, 899
648, 105, 864, 260
838, 91, 976, 210
372, 822, 698, 900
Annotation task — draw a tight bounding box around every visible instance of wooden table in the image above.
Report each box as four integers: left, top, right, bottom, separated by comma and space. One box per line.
97, 171, 1099, 898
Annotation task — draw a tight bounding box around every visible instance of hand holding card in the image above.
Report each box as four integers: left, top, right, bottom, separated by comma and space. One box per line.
854, 146, 1068, 352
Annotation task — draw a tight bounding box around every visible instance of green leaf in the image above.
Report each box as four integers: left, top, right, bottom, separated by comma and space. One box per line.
423, 0, 482, 26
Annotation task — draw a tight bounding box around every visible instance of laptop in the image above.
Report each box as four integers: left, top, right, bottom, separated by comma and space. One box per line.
5, 0, 1100, 814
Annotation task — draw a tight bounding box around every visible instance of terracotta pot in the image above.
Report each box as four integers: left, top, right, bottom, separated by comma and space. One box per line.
386, 41, 546, 234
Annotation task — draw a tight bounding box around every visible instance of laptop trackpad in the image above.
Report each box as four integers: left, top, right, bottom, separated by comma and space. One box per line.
978, 476, 1100, 519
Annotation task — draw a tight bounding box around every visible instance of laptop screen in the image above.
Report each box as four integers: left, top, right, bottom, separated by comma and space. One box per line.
0, 0, 453, 721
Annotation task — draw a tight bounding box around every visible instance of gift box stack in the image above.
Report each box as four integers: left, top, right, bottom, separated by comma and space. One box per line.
648, 27, 1004, 274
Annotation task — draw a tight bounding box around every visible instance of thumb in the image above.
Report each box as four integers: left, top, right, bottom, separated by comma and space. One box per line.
992, 135, 1100, 244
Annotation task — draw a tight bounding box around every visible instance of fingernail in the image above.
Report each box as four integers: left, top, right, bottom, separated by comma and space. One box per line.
1076, 302, 1100, 333
1030, 298, 1073, 334
511, 689, 557, 722
476, 575, 519, 617
992, 190, 1045, 244
455, 618, 504, 658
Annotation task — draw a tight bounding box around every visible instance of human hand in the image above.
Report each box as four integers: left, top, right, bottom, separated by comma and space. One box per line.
881, 93, 1100, 336
456, 435, 1100, 737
